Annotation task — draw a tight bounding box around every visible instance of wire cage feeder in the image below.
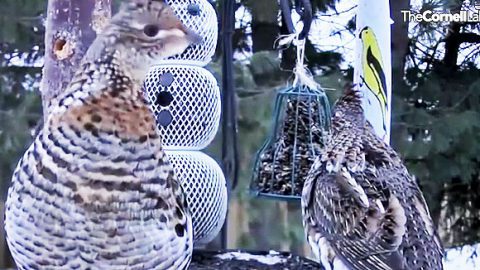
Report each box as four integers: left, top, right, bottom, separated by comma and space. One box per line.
250, 84, 331, 200
249, 0, 331, 200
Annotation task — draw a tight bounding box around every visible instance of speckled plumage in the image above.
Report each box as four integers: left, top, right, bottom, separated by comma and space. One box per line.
5, 1, 199, 269
302, 87, 444, 270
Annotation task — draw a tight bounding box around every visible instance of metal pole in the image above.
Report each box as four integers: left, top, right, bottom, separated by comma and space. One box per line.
220, 0, 237, 250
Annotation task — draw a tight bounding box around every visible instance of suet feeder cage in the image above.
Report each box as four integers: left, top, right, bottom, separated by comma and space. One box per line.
250, 0, 330, 200
250, 85, 331, 200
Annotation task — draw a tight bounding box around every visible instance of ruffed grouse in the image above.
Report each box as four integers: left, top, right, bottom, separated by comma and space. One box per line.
5, 0, 200, 269
302, 86, 444, 270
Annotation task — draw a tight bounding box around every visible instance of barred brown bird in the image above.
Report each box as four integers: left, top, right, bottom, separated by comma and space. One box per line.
301, 86, 444, 270
5, 0, 201, 269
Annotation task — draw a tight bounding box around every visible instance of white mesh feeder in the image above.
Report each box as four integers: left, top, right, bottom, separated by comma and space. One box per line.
166, 150, 228, 245
164, 0, 218, 66
144, 65, 221, 150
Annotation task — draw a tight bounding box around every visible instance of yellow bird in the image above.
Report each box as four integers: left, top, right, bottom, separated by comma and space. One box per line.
359, 26, 388, 132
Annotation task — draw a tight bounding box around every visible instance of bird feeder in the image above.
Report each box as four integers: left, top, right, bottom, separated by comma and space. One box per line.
250, 85, 330, 200
144, 0, 227, 246
166, 151, 228, 245
165, 0, 218, 66
144, 65, 221, 150
250, 0, 331, 200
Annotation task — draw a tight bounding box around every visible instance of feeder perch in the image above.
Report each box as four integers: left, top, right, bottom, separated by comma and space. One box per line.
250, 85, 331, 200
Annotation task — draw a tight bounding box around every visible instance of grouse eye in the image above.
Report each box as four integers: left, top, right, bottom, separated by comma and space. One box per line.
144, 24, 160, 37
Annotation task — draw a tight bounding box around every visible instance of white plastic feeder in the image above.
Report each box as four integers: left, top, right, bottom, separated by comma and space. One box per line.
166, 151, 228, 245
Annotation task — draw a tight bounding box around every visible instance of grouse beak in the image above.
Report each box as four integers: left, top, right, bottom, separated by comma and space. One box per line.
185, 28, 203, 45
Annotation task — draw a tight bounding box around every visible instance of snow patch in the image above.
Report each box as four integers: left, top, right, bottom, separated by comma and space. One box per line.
215, 250, 287, 265
444, 244, 480, 270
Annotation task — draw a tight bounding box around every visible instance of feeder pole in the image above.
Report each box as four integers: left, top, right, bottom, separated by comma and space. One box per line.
40, 0, 112, 119
353, 0, 392, 143
220, 0, 237, 249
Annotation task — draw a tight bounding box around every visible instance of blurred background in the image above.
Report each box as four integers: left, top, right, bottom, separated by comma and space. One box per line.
1, 0, 480, 268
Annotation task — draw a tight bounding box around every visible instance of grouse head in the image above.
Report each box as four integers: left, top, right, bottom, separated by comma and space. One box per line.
86, 0, 201, 82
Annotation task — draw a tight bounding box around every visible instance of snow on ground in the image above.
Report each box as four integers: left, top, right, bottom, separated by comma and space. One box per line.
215, 250, 287, 265
444, 244, 480, 270
214, 245, 480, 269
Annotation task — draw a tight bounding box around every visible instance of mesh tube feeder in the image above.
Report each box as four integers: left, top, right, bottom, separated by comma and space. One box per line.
250, 0, 331, 200
144, 0, 228, 246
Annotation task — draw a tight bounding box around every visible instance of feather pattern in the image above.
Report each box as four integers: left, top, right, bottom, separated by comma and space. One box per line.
302, 86, 444, 270
5, 1, 197, 269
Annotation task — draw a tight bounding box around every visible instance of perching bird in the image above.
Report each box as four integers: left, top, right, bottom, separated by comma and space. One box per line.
359, 26, 388, 133
5, 0, 200, 269
301, 86, 444, 270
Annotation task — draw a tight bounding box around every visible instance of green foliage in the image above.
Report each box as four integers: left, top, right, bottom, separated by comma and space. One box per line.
0, 0, 44, 202
389, 0, 480, 247
0, 89, 41, 199
391, 67, 480, 246
0, 0, 45, 65
248, 51, 284, 85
